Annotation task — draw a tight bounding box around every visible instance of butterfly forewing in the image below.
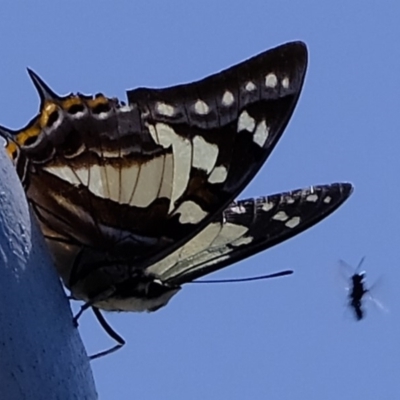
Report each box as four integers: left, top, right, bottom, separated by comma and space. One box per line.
148, 183, 353, 285
3, 41, 308, 275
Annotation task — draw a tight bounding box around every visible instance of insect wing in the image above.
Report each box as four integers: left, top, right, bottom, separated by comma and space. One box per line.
147, 182, 353, 285
1, 41, 308, 272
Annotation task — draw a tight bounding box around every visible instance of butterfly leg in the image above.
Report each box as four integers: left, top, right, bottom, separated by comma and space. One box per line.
89, 307, 126, 360
72, 286, 116, 327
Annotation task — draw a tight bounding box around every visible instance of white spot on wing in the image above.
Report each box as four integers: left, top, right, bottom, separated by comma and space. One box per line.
192, 136, 218, 174
130, 157, 164, 207
261, 202, 274, 212
156, 102, 175, 117
119, 164, 140, 204
221, 91, 234, 107
194, 100, 210, 115
281, 77, 290, 89
96, 110, 112, 120
208, 165, 228, 184
211, 223, 249, 248
245, 81, 256, 92
148, 123, 192, 211
44, 166, 81, 186
104, 164, 122, 202
272, 211, 289, 221
306, 194, 318, 202
88, 165, 111, 199
119, 104, 133, 113
158, 153, 174, 200
175, 223, 221, 261
324, 196, 332, 204
75, 167, 89, 186
265, 73, 278, 88
230, 204, 246, 214
147, 222, 223, 277
231, 236, 253, 247
175, 201, 207, 224
237, 110, 256, 133
285, 216, 300, 228
253, 120, 269, 147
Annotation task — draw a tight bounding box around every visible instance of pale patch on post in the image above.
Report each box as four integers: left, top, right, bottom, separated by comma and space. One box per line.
285, 216, 300, 228
272, 211, 289, 221
253, 120, 269, 147
208, 165, 228, 184
192, 135, 218, 174
221, 91, 234, 107
237, 110, 256, 133
194, 99, 210, 115
265, 73, 278, 88
156, 102, 175, 117
175, 201, 207, 224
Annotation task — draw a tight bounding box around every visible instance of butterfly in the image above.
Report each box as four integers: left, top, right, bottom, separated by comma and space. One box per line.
0, 41, 353, 356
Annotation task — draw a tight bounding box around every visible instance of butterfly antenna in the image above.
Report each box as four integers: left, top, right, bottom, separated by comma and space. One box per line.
190, 270, 293, 284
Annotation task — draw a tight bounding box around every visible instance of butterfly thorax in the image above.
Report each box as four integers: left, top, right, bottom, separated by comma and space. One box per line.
69, 251, 181, 312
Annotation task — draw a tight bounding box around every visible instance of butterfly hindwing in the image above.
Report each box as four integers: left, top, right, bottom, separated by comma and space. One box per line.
148, 183, 353, 285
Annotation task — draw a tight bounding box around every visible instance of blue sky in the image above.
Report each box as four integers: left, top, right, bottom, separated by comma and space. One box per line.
1, 2, 399, 399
